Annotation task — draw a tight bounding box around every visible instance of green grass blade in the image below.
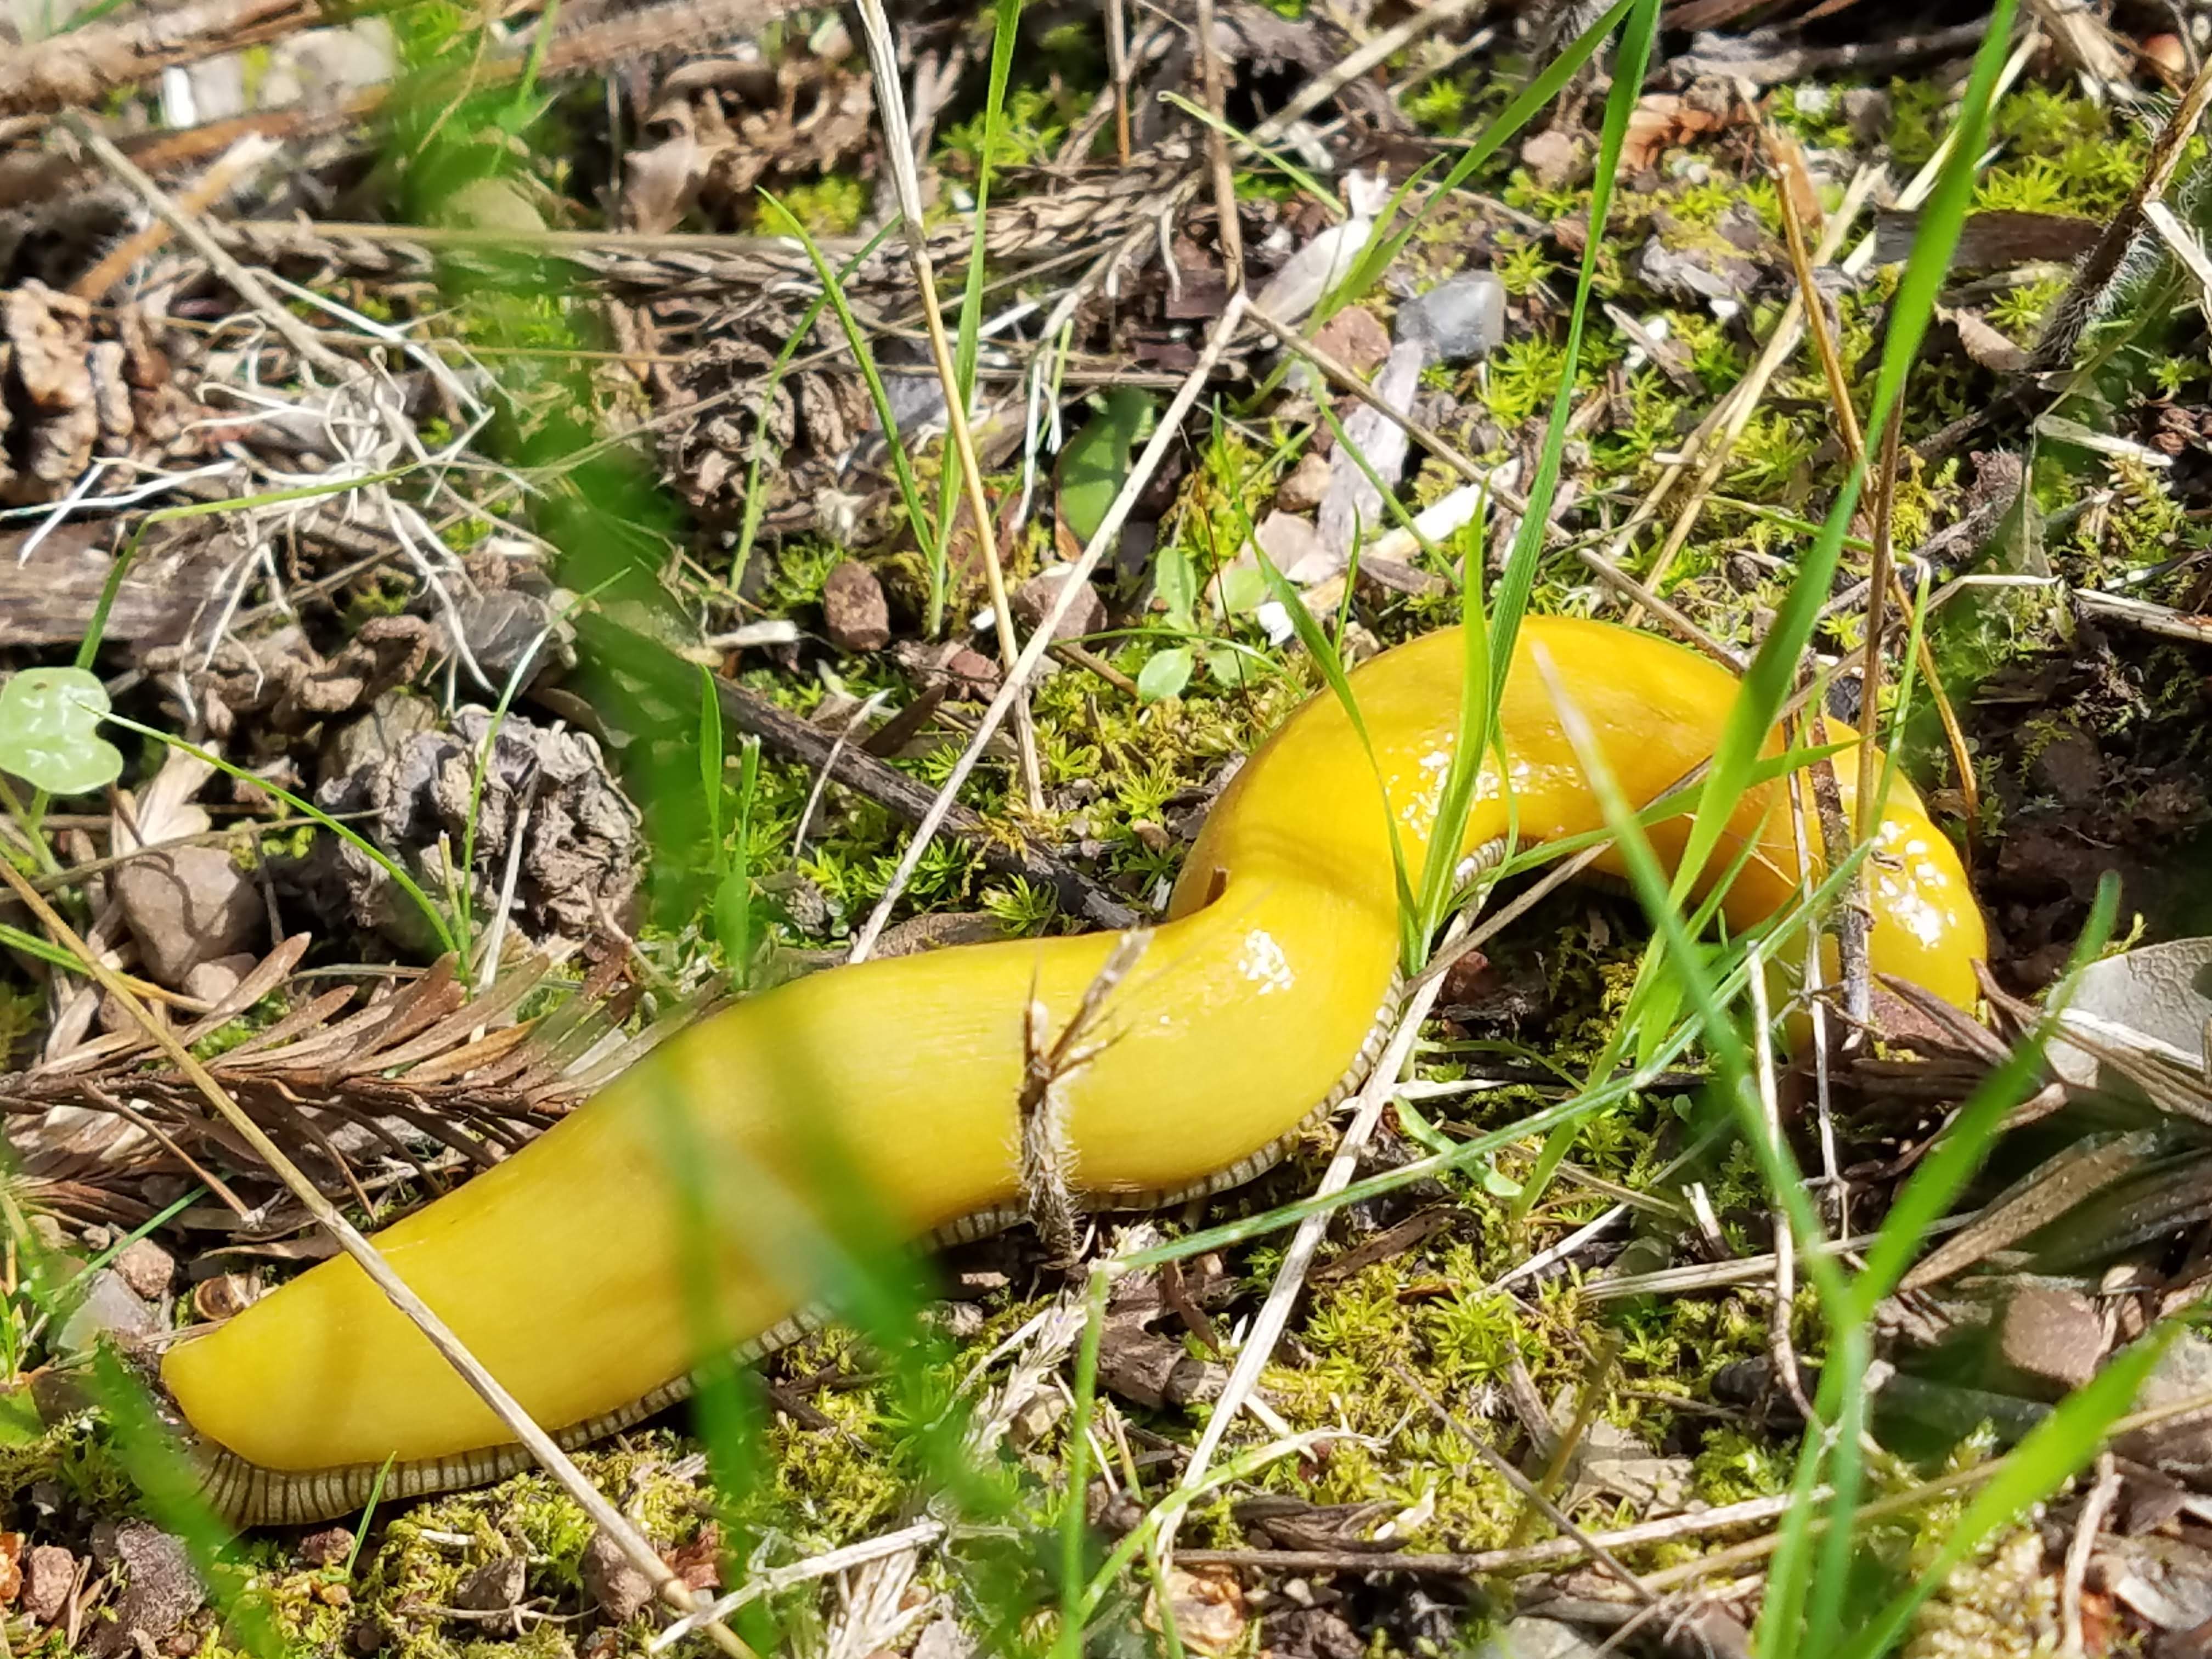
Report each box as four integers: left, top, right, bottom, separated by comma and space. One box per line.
1670, 0, 2018, 910
761, 190, 941, 571
1838, 1321, 2172, 1659
699, 665, 727, 884
1853, 873, 2118, 1318
1249, 545, 1420, 965
1345, 0, 1635, 297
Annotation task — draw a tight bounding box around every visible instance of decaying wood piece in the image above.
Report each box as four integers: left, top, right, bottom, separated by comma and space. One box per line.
0, 524, 234, 649
0, 0, 311, 118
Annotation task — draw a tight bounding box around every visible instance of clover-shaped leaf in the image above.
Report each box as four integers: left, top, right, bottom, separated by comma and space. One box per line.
0, 668, 123, 795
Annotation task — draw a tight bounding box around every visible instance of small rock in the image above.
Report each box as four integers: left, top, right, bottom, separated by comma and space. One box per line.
23, 1544, 74, 1623
57, 1269, 156, 1355
1400, 273, 1508, 365
582, 1530, 654, 1624
27, 1214, 70, 1255
1130, 821, 1171, 854
114, 847, 261, 989
1251, 510, 1336, 585
1273, 451, 1332, 514
296, 1528, 352, 1569
2125, 1328, 2212, 1474
1310, 306, 1391, 377
181, 952, 256, 1007
87, 1523, 201, 1659
112, 1238, 174, 1301
452, 1554, 525, 1613
1519, 128, 1587, 189
1012, 568, 1106, 641
944, 648, 1000, 698
1635, 235, 1757, 306
821, 560, 891, 653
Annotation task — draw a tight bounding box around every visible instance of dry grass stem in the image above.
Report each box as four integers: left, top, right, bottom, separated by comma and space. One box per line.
1194, 0, 1243, 293
845, 293, 1251, 963
855, 0, 1045, 810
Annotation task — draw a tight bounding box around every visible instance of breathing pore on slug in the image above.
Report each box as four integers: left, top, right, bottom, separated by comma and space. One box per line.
160, 616, 1988, 1525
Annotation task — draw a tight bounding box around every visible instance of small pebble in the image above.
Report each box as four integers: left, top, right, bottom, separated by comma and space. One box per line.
296, 1528, 352, 1570
112, 1239, 174, 1301
821, 561, 891, 654
23, 1544, 75, 1623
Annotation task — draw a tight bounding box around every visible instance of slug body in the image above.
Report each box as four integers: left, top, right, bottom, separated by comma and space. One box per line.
162, 619, 1985, 1523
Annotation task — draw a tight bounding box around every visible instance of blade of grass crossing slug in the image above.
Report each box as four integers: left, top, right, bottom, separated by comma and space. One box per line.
345, 1456, 397, 1578
1841, 1322, 2174, 1659
763, 191, 940, 585
1530, 651, 1846, 1304
1250, 552, 1420, 966
1265, 548, 1415, 960
1671, 0, 2018, 911
1413, 534, 1494, 948
1350, 0, 1637, 295
1796, 632, 2067, 1638
1482, 0, 1656, 740
646, 1075, 776, 1635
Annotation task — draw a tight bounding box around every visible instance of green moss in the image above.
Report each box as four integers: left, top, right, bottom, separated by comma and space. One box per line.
770, 176, 868, 238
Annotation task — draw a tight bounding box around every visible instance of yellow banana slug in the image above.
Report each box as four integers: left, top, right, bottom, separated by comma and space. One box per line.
161, 618, 1986, 1525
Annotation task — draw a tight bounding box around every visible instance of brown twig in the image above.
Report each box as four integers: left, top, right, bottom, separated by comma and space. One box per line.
1194, 0, 1243, 295
571, 612, 1137, 933
60, 111, 349, 381
2, 0, 306, 117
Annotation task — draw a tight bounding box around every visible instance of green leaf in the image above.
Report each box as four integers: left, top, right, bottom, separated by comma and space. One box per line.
0, 1385, 43, 1447
1155, 544, 1200, 629
1136, 646, 1194, 703
1201, 644, 1251, 689
1059, 388, 1154, 550
0, 668, 123, 795
1217, 565, 1267, 616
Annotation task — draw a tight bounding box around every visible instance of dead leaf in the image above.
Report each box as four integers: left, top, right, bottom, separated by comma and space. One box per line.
1620, 93, 1729, 174
1142, 1568, 1244, 1658
1946, 307, 2032, 374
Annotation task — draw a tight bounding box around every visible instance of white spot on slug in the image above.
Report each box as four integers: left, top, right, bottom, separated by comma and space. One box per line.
1237, 929, 1296, 996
